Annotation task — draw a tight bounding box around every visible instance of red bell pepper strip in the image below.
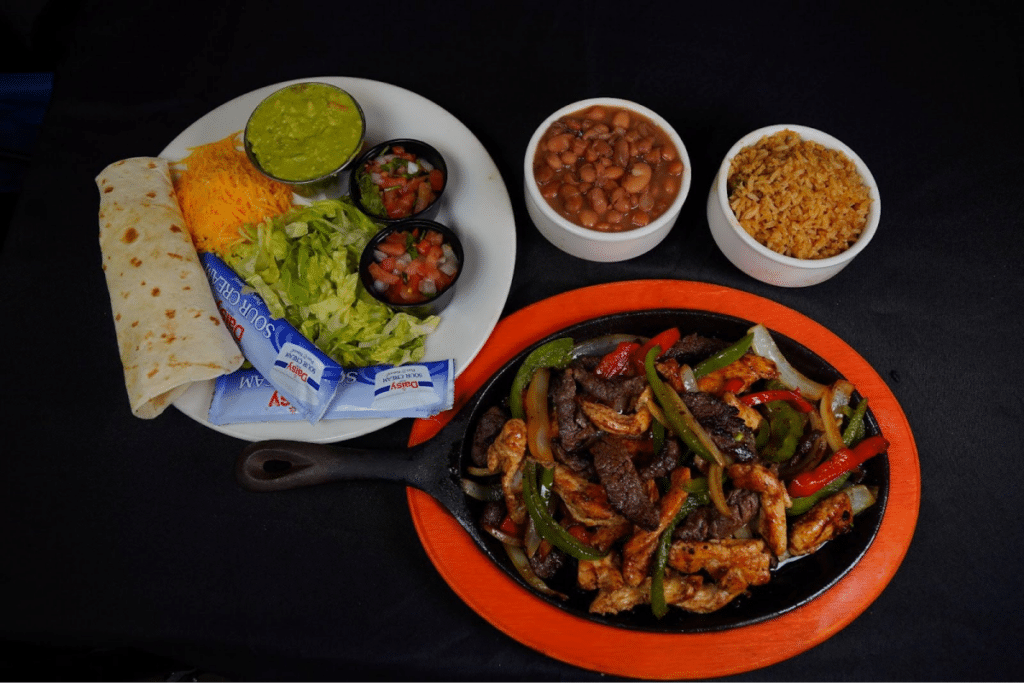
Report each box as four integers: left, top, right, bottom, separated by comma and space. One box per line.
632, 327, 680, 375
595, 341, 641, 377
787, 435, 890, 498
740, 389, 815, 413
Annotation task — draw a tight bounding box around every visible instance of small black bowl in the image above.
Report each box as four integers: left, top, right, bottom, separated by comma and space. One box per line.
359, 219, 463, 318
349, 138, 448, 224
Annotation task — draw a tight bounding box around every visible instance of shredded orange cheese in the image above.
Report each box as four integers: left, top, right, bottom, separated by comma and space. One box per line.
172, 131, 293, 255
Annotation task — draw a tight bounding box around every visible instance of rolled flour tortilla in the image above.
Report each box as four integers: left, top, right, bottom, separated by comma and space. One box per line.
96, 157, 244, 418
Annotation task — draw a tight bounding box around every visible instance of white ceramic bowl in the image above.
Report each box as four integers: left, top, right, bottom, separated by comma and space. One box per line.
524, 97, 692, 262
707, 124, 881, 287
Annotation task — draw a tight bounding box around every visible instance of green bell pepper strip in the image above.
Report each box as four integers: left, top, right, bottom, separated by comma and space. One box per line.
650, 488, 712, 618
692, 332, 753, 378
842, 399, 868, 447
508, 337, 575, 420
521, 460, 606, 561
787, 471, 851, 516
644, 347, 729, 467
761, 399, 808, 463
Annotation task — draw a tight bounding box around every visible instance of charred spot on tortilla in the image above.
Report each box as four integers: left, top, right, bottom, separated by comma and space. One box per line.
104, 185, 114, 193
146, 191, 157, 198
166, 310, 176, 319
169, 224, 183, 233
122, 228, 138, 243
151, 287, 160, 296
131, 257, 142, 267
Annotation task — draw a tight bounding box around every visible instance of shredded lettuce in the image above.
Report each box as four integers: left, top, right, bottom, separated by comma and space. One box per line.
225, 197, 440, 367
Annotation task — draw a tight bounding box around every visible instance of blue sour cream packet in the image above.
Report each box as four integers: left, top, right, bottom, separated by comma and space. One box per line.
201, 252, 344, 424
208, 360, 454, 425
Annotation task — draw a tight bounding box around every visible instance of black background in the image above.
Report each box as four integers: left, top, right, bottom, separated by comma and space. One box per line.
2, 0, 1022, 680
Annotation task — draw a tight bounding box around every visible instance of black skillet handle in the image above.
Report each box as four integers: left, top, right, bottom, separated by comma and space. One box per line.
236, 439, 427, 493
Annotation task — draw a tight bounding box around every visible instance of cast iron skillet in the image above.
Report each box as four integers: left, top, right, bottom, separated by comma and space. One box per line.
236, 309, 889, 633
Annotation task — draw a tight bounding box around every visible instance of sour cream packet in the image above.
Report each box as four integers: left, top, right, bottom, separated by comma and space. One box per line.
201, 252, 344, 424
207, 359, 454, 425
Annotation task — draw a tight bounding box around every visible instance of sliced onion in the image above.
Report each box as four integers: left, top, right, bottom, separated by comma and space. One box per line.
460, 478, 503, 502
847, 484, 878, 515
524, 515, 543, 558
503, 543, 568, 600
484, 525, 523, 547
680, 364, 699, 392
465, 465, 494, 477
748, 324, 826, 401
525, 368, 555, 467
708, 463, 732, 518
820, 380, 854, 453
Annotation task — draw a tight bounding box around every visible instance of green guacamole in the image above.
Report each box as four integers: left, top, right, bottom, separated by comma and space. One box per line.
246, 83, 364, 182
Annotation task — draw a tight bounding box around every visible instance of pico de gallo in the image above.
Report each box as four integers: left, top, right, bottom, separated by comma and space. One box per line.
356, 145, 445, 220
366, 226, 460, 305
462, 323, 887, 618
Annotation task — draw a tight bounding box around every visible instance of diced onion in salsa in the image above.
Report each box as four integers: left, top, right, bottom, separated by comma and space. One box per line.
357, 146, 445, 219
367, 227, 459, 305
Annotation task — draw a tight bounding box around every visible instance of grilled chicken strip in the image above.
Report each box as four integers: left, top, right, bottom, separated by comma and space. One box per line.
552, 463, 627, 527
667, 538, 772, 587
697, 353, 780, 396
485, 418, 528, 524
728, 463, 792, 557
788, 490, 855, 556
666, 568, 749, 613
578, 388, 654, 437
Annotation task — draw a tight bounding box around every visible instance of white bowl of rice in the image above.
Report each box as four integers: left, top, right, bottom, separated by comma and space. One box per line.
707, 124, 880, 287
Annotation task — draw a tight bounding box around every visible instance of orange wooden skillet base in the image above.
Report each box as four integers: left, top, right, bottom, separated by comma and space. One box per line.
407, 280, 920, 679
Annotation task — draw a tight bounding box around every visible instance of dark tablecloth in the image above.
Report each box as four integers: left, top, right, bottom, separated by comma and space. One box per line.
2, 1, 1022, 680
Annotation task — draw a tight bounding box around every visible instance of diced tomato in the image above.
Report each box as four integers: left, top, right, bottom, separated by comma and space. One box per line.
386, 192, 417, 219
368, 262, 400, 286
376, 240, 406, 257
429, 168, 444, 191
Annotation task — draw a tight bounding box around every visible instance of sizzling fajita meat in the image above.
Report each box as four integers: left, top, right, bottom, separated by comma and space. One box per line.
466, 325, 885, 619
788, 491, 855, 556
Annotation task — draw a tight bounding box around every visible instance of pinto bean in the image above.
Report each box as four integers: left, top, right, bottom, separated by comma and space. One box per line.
614, 138, 630, 167
602, 165, 625, 181
591, 139, 613, 158
579, 209, 599, 227
589, 187, 609, 214
547, 133, 573, 153
545, 153, 563, 171
622, 162, 653, 193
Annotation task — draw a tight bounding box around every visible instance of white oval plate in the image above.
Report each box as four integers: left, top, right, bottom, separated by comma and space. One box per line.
161, 77, 516, 443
